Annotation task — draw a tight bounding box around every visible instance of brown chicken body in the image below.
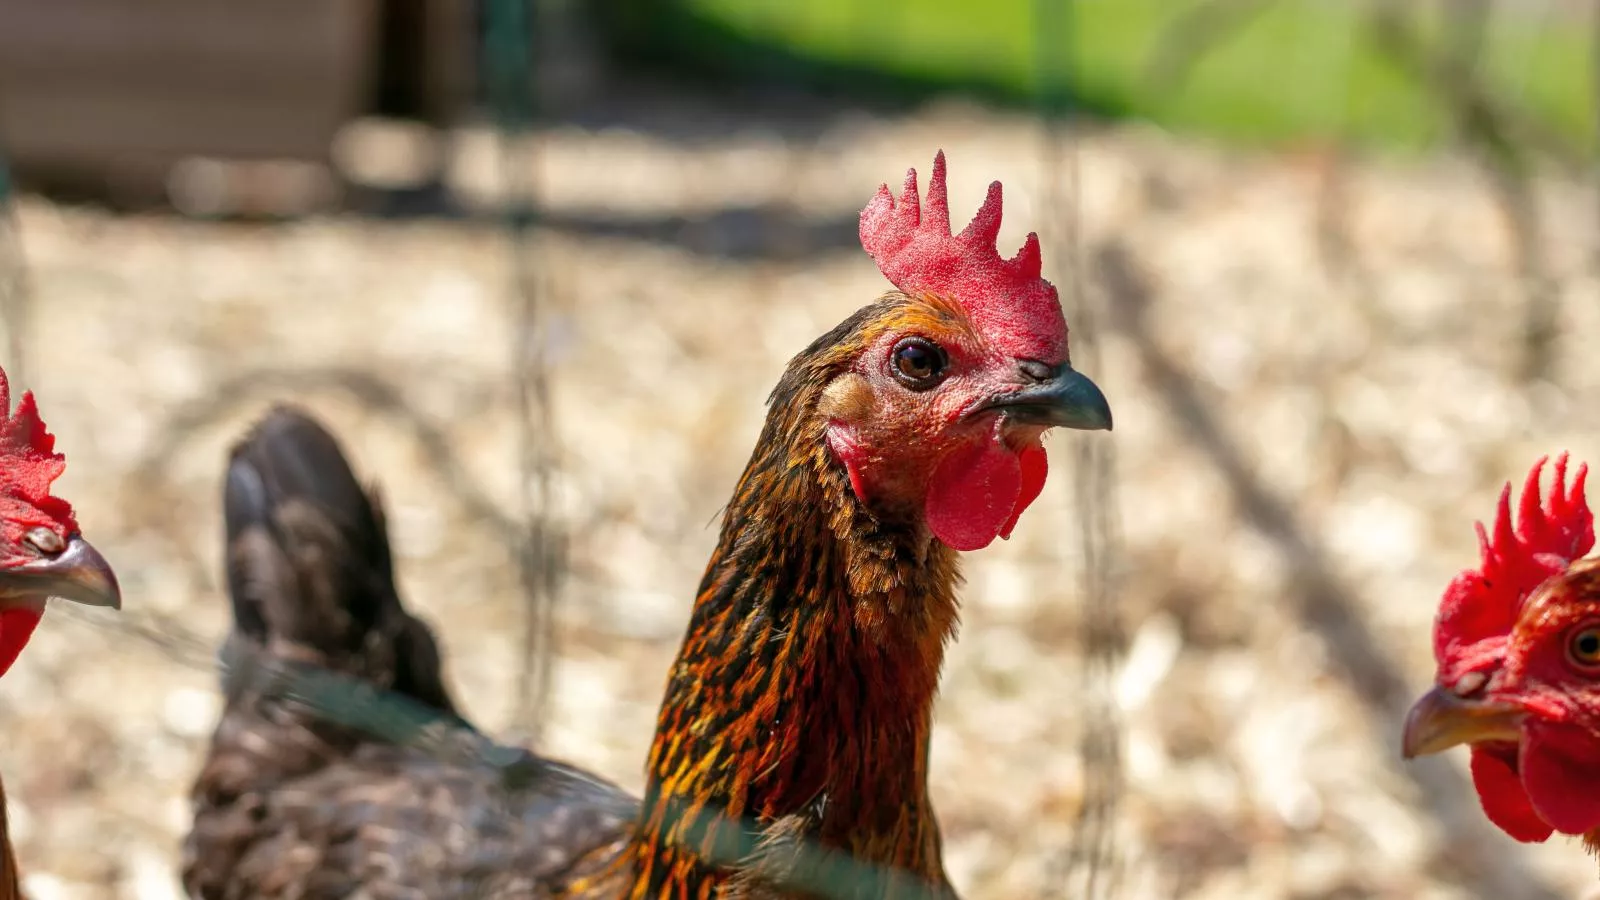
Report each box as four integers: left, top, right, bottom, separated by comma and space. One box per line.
183, 153, 1111, 899
183, 411, 637, 898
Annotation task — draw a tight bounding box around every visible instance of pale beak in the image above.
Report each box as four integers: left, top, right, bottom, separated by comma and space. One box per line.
1401, 684, 1523, 758
0, 535, 122, 610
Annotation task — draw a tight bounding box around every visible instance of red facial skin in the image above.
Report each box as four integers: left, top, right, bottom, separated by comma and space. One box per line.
0, 368, 121, 677
822, 296, 1056, 552
1439, 563, 1600, 841
835, 151, 1111, 551
1403, 453, 1600, 843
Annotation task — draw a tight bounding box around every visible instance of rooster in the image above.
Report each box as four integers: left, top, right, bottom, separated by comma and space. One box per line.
0, 366, 123, 896
1402, 453, 1600, 853
182, 151, 1113, 899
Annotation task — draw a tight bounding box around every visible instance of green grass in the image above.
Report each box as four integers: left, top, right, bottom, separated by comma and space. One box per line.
659, 0, 1594, 157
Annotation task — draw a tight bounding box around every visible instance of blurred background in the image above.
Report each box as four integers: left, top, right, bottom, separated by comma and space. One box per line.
0, 0, 1595, 897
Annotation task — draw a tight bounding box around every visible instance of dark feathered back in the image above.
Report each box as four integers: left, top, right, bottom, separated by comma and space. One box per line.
222, 406, 455, 714
185, 406, 636, 900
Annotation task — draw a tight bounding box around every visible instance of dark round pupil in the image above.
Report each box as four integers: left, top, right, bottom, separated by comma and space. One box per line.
1579, 632, 1600, 658
897, 344, 935, 378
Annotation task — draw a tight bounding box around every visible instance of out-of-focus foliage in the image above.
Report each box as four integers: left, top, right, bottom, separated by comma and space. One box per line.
595, 0, 1592, 156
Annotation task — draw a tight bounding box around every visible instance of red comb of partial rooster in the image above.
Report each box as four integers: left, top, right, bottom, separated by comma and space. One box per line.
858, 150, 1069, 364
1433, 453, 1593, 682
0, 366, 77, 537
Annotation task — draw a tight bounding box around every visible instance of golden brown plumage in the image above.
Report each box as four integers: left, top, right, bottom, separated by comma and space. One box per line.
557, 297, 971, 899
183, 153, 1111, 899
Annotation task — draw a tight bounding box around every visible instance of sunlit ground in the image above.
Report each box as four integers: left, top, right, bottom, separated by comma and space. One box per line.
2, 100, 1598, 899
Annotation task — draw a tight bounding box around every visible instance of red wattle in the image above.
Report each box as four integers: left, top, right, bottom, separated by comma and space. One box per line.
1519, 728, 1600, 837
843, 458, 868, 505
999, 443, 1048, 540
1469, 745, 1552, 842
0, 608, 42, 679
925, 437, 1022, 552
827, 427, 871, 505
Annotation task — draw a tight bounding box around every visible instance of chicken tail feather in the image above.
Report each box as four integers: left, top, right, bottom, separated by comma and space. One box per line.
222, 405, 457, 716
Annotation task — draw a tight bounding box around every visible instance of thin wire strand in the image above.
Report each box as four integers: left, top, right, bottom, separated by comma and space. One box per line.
484, 0, 564, 743
1035, 0, 1125, 896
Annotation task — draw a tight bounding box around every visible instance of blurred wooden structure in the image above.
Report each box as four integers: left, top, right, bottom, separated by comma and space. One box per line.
376, 0, 480, 126
0, 0, 479, 209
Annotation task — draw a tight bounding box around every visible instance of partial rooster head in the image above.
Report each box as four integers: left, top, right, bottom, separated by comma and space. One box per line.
0, 366, 120, 677
1402, 453, 1600, 843
817, 151, 1112, 552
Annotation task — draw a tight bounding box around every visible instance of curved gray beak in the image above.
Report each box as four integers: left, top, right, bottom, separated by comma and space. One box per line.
1401, 684, 1522, 759
0, 535, 122, 610
980, 365, 1114, 432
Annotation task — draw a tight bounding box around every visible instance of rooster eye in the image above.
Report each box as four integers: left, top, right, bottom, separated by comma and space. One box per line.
23, 527, 63, 555
1569, 626, 1600, 669
890, 337, 948, 390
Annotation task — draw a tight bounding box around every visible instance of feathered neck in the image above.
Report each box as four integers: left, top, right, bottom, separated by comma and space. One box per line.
622, 331, 962, 897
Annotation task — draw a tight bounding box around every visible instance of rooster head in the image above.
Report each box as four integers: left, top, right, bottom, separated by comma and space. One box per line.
1402, 452, 1600, 842
0, 366, 120, 677
820, 150, 1111, 552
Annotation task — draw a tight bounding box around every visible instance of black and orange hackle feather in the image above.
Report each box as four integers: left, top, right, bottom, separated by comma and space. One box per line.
183, 153, 1110, 900
590, 296, 968, 898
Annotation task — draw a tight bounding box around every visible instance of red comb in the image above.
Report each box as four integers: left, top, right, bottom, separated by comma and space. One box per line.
859, 151, 1069, 364
1434, 454, 1593, 675
0, 366, 77, 535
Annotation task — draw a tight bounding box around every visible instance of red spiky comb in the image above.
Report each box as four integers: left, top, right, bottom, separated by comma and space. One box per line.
0, 365, 77, 536
859, 151, 1069, 364
1433, 453, 1593, 679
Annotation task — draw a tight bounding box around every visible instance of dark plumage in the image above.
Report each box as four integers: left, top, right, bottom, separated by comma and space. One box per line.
182, 410, 635, 899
